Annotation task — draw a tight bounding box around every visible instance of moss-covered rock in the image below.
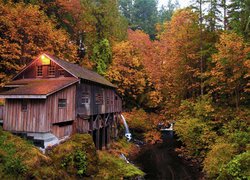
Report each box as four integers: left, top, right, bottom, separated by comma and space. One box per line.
49, 133, 98, 177
0, 128, 51, 179
0, 129, 143, 179
96, 151, 144, 179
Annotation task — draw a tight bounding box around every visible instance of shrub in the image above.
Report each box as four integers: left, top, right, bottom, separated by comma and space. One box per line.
61, 149, 87, 176
4, 157, 27, 175
51, 134, 98, 176
175, 117, 217, 157
123, 108, 151, 132
218, 151, 250, 180
144, 130, 162, 144
203, 143, 237, 178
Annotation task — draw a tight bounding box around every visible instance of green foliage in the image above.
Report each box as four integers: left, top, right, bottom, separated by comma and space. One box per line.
0, 130, 27, 176
97, 151, 144, 179
228, 0, 250, 40
158, 0, 180, 23
123, 108, 152, 132
4, 157, 27, 175
92, 39, 112, 75
175, 117, 217, 157
0, 130, 100, 179
119, 0, 158, 38
179, 95, 215, 120
51, 133, 98, 177
175, 97, 250, 178
218, 151, 250, 180
61, 149, 87, 176
203, 143, 237, 178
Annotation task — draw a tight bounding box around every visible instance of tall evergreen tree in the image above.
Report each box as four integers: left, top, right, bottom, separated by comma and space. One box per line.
158, 0, 180, 23
204, 0, 222, 31
119, 0, 134, 24
133, 0, 158, 38
220, 0, 228, 30
228, 0, 250, 40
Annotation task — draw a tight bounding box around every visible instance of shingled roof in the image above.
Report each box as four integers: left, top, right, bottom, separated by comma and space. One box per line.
0, 78, 78, 98
45, 54, 116, 88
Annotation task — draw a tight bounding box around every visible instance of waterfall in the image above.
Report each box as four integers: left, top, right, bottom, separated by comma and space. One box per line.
120, 114, 132, 141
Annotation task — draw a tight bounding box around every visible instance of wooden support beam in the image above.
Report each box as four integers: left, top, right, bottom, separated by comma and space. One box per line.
96, 129, 100, 150
106, 125, 111, 149
102, 127, 105, 150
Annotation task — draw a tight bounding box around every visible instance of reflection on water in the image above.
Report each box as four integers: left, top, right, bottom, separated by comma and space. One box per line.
135, 132, 198, 180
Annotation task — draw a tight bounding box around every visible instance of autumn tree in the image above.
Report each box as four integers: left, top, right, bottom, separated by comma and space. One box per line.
0, 2, 77, 86
157, 9, 201, 115
128, 29, 164, 108
209, 32, 250, 109
107, 41, 149, 109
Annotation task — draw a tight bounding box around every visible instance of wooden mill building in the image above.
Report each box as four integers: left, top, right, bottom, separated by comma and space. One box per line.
0, 53, 122, 149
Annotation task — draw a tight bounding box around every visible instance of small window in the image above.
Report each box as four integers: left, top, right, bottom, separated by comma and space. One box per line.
58, 99, 67, 108
48, 66, 55, 76
58, 69, 65, 76
37, 66, 43, 77
95, 93, 103, 105
106, 96, 110, 105
110, 96, 114, 105
21, 100, 28, 111
115, 96, 118, 100
81, 92, 89, 104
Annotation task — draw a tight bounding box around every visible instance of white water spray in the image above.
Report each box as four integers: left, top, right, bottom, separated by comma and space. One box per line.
120, 114, 132, 141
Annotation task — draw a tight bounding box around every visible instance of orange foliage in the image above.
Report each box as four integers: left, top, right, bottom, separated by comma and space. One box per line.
144, 130, 162, 145
209, 32, 249, 107
0, 2, 77, 85
107, 41, 148, 106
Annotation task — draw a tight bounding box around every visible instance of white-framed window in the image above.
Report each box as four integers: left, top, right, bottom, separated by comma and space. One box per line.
81, 92, 89, 104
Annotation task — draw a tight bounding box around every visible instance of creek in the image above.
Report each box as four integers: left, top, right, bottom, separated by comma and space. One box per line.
134, 132, 200, 180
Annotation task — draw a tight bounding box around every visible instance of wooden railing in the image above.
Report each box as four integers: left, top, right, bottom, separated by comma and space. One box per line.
0, 105, 3, 120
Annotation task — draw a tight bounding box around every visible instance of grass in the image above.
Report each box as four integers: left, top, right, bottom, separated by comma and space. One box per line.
0, 128, 144, 179
97, 151, 144, 179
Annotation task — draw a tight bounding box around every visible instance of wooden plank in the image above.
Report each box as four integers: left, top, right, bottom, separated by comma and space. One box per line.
46, 84, 76, 124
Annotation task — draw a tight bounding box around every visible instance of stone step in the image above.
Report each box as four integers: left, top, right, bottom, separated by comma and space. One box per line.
27, 133, 58, 142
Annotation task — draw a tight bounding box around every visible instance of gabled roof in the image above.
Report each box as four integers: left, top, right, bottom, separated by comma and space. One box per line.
0, 78, 78, 99
13, 53, 116, 88
45, 54, 116, 88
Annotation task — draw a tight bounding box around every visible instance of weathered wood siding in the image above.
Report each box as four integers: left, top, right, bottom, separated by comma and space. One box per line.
0, 105, 3, 120
3, 84, 76, 138
46, 84, 76, 124
76, 82, 122, 116
51, 124, 73, 138
3, 99, 47, 132
76, 83, 91, 116
76, 117, 89, 133
46, 84, 76, 138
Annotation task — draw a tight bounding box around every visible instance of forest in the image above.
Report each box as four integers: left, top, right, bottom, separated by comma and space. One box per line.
0, 0, 249, 179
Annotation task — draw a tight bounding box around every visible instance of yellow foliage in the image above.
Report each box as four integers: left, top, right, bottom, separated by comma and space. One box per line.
203, 143, 237, 178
